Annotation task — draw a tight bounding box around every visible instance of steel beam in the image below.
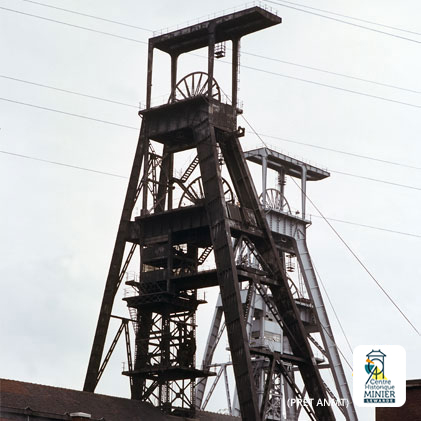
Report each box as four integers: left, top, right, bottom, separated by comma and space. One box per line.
197, 127, 261, 421
218, 131, 335, 420
295, 237, 357, 421
84, 128, 146, 393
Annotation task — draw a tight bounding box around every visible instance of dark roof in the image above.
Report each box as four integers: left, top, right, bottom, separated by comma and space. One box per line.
151, 7, 281, 55
0, 378, 239, 421
407, 379, 421, 388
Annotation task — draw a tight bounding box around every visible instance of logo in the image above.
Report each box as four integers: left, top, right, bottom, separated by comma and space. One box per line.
353, 345, 406, 407
365, 349, 387, 382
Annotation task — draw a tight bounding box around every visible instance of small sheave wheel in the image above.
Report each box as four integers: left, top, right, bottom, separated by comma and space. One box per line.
169, 71, 221, 103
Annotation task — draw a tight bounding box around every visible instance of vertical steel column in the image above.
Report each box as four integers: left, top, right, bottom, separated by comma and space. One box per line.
155, 146, 171, 213
142, 42, 153, 214
278, 169, 285, 211
141, 142, 150, 215
168, 54, 177, 209
170, 54, 178, 103
232, 38, 240, 117
262, 152, 268, 208
207, 25, 215, 98
167, 156, 173, 210
301, 165, 307, 219
295, 238, 358, 421
146, 43, 154, 109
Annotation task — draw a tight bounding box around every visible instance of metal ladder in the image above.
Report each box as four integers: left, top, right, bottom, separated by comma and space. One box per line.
180, 156, 199, 183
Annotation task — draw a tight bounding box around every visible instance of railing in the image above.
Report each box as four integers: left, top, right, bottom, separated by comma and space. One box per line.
152, 2, 279, 37
139, 91, 240, 111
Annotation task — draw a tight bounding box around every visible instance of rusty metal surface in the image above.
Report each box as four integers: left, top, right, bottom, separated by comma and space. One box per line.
196, 126, 261, 421
151, 6, 281, 55
83, 127, 147, 393
79, 5, 342, 420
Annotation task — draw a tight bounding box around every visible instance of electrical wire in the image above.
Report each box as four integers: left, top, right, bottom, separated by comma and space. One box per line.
241, 116, 421, 192
0, 150, 127, 178
0, 97, 139, 130
239, 62, 421, 110
3, 73, 420, 172
20, 0, 153, 32
330, 169, 421, 191
0, 6, 148, 45
241, 109, 420, 336
290, 176, 421, 336
2, 147, 419, 240
0, 75, 138, 109
3, 91, 419, 194
309, 214, 421, 239
24, 0, 421, 42
268, 0, 421, 37
253, 133, 421, 170
264, 0, 421, 45
22, 0, 421, 97
4, 0, 419, 373
4, 5, 421, 111
241, 51, 421, 96
320, 322, 352, 371
312, 261, 354, 354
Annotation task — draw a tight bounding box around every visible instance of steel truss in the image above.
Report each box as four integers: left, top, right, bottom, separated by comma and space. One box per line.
83, 5, 357, 421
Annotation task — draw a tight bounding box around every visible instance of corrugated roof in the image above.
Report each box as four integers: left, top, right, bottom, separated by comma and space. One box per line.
0, 378, 239, 421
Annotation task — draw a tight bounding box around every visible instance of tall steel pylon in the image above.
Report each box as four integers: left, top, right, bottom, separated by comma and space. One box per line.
83, 5, 357, 421
196, 148, 358, 420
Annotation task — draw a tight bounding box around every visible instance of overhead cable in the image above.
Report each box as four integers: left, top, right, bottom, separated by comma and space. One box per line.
242, 51, 421, 96
0, 6, 148, 45
312, 261, 354, 355
264, 0, 421, 44
4, 6, 421, 110
254, 133, 421, 170
3, 73, 420, 171
241, 110, 420, 336
0, 150, 127, 178
330, 169, 421, 191
0, 97, 139, 130
290, 176, 421, 336
310, 215, 421, 239
21, 0, 421, 96
3, 94, 419, 193
268, 0, 421, 37
239, 63, 421, 110
0, 75, 138, 109
21, 0, 153, 32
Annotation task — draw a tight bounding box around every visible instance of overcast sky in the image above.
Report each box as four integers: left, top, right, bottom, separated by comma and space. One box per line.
1, 1, 420, 420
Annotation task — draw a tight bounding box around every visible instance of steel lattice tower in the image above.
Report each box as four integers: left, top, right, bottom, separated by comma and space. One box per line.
83, 6, 357, 421
196, 148, 358, 420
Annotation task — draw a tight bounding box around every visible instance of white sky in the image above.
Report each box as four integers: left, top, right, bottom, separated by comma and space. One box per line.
1, 1, 420, 420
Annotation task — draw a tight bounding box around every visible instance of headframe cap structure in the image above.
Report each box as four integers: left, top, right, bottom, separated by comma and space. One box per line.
245, 147, 330, 181
150, 6, 282, 56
